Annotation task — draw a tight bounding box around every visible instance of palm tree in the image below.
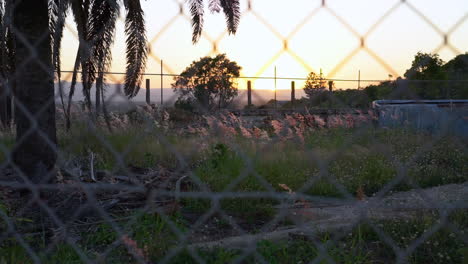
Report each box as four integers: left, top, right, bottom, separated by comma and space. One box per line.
63, 0, 240, 122
8, 0, 241, 181
62, 0, 146, 128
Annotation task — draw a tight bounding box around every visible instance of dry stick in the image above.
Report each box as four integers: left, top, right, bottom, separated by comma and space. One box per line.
89, 150, 96, 182
175, 175, 188, 203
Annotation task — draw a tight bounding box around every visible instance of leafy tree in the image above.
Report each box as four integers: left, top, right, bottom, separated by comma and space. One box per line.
173, 54, 241, 111
443, 53, 468, 99
404, 52, 446, 80
332, 89, 370, 108
404, 52, 447, 99
364, 81, 394, 101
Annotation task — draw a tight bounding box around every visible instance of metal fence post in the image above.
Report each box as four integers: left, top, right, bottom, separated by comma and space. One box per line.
161, 60, 164, 106
247, 80, 252, 107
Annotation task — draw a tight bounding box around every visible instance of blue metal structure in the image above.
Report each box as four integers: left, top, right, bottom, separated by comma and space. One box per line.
373, 100, 468, 136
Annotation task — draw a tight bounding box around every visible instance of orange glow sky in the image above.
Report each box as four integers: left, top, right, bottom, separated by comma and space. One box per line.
60, 0, 468, 91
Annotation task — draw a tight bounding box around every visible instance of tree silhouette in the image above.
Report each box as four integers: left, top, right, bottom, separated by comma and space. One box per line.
304, 71, 327, 106
173, 54, 241, 111
404, 52, 446, 99
404, 52, 446, 80
443, 53, 468, 98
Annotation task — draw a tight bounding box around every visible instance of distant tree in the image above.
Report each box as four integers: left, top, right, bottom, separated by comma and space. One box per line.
333, 89, 370, 108
364, 81, 394, 101
172, 54, 241, 111
443, 53, 468, 98
304, 71, 326, 95
304, 71, 327, 106
404, 52, 447, 99
404, 52, 446, 80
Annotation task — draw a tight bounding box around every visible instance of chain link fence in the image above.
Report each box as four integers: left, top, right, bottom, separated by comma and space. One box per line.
0, 0, 467, 263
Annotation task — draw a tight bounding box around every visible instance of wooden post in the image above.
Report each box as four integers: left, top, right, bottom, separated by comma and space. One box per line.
328, 81, 334, 92
247, 80, 252, 107
291, 81, 295, 108
358, 70, 361, 89
146, 79, 150, 105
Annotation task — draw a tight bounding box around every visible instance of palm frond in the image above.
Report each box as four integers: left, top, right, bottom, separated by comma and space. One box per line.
220, 0, 240, 35
51, 0, 69, 74
89, 0, 119, 111
189, 0, 204, 43
89, 0, 119, 66
51, 0, 70, 118
123, 0, 147, 98
208, 0, 220, 13
48, 0, 59, 49
70, 0, 86, 41
71, 0, 95, 108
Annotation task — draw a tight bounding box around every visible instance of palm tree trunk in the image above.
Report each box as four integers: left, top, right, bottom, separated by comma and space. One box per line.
66, 48, 81, 130
12, 0, 57, 183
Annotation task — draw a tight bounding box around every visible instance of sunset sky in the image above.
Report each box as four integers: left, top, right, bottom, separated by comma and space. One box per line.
60, 0, 468, 93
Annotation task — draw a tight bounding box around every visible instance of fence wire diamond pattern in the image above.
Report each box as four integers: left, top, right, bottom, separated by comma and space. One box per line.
0, 0, 467, 264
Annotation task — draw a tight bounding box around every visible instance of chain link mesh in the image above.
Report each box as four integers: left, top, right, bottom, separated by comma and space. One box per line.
0, 0, 467, 263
